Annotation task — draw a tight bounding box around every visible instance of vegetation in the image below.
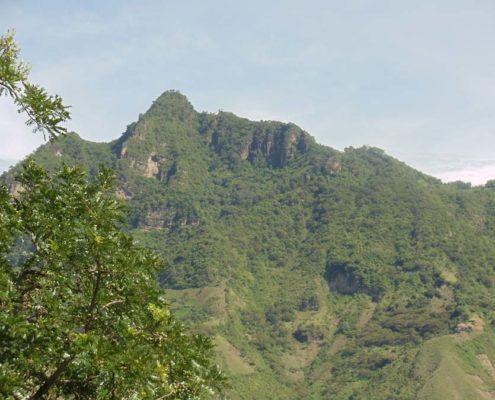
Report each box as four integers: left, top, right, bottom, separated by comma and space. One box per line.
5, 28, 495, 400
0, 32, 225, 399
0, 161, 225, 399
0, 30, 70, 139
9, 90, 495, 399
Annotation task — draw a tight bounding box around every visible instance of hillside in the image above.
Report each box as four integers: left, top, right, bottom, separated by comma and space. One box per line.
5, 90, 495, 399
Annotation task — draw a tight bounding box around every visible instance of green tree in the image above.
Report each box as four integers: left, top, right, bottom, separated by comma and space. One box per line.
0, 31, 226, 399
0, 161, 225, 399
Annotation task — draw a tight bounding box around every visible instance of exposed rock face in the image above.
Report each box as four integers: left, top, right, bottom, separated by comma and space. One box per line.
139, 208, 199, 230
109, 91, 201, 184
144, 153, 161, 178
257, 125, 309, 168
325, 157, 342, 175
8, 182, 24, 198
209, 121, 310, 168
456, 315, 484, 333
120, 145, 128, 158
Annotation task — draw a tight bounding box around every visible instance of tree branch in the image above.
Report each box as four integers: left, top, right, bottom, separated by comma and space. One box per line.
84, 255, 103, 332
28, 354, 74, 400
101, 299, 125, 310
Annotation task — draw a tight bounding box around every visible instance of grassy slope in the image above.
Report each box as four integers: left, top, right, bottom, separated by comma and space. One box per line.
416, 322, 495, 400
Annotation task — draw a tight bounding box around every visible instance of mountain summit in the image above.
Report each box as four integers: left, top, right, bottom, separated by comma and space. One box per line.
6, 91, 495, 399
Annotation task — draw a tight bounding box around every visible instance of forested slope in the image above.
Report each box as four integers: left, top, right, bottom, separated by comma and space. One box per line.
5, 91, 495, 399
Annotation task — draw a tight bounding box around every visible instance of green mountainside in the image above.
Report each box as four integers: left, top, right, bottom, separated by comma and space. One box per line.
5, 91, 495, 399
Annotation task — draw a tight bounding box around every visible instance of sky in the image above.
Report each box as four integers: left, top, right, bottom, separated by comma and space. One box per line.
1, 0, 495, 184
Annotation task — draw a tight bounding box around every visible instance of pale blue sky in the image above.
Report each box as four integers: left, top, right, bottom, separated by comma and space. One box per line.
2, 1, 495, 183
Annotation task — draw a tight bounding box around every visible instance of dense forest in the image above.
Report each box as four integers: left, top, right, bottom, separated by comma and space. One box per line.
5, 91, 495, 399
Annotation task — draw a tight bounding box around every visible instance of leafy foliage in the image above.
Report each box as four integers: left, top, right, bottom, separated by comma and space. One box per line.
0, 30, 70, 139
0, 161, 226, 399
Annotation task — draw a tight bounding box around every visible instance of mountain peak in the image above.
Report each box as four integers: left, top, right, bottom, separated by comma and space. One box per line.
146, 90, 196, 121
154, 89, 190, 103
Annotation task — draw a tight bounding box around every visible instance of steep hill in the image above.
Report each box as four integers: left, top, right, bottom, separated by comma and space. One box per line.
5, 91, 495, 399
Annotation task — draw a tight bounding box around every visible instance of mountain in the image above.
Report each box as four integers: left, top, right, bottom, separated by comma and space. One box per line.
5, 90, 495, 399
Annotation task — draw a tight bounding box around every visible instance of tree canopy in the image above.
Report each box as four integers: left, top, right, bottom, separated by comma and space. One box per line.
0, 161, 226, 399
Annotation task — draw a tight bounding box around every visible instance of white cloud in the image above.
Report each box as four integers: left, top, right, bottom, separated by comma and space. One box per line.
434, 164, 495, 186
398, 153, 495, 186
